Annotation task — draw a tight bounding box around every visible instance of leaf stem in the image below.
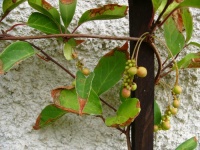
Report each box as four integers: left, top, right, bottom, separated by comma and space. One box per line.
0, 33, 140, 41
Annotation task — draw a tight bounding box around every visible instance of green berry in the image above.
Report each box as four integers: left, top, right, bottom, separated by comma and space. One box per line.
128, 67, 137, 76
170, 107, 178, 115
162, 121, 170, 130
121, 88, 131, 98
82, 68, 90, 76
172, 85, 182, 94
131, 83, 137, 91
154, 125, 159, 132
173, 99, 180, 108
137, 66, 147, 78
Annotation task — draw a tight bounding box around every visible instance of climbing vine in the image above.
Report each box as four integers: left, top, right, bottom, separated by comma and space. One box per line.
0, 0, 200, 149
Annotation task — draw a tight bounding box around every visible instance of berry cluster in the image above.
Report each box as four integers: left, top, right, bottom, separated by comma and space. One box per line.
121, 59, 147, 98
154, 85, 182, 132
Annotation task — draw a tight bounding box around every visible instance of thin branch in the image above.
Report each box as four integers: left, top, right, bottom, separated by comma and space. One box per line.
0, 13, 9, 23
126, 125, 132, 150
100, 97, 117, 112
29, 42, 76, 79
150, 42, 162, 85
160, 69, 173, 78
5, 23, 26, 33
0, 33, 140, 41
161, 53, 179, 72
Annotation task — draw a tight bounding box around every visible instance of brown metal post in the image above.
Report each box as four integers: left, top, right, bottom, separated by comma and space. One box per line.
128, 0, 154, 150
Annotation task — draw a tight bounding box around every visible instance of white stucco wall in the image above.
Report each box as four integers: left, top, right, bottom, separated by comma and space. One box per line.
0, 1, 199, 150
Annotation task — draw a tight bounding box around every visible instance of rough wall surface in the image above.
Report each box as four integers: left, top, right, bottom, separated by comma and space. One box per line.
0, 1, 199, 150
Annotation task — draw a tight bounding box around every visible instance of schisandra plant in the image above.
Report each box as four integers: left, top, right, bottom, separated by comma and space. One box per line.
0, 0, 200, 149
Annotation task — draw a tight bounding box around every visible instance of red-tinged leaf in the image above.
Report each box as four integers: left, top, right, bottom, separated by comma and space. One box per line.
172, 9, 183, 32
33, 104, 66, 130
52, 85, 102, 115
75, 40, 85, 45
105, 98, 140, 127
78, 98, 87, 115
59, 0, 77, 28
75, 71, 95, 115
175, 52, 200, 69
28, 0, 61, 25
78, 4, 128, 26
92, 42, 129, 95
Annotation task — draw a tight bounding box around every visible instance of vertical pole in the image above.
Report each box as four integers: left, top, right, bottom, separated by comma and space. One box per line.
128, 0, 154, 150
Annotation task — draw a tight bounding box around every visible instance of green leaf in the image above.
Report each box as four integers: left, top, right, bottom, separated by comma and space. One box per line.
3, 0, 26, 14
175, 136, 198, 150
175, 53, 200, 69
76, 71, 94, 99
52, 86, 102, 115
164, 17, 185, 57
92, 42, 129, 95
78, 4, 128, 26
33, 104, 66, 130
63, 38, 77, 60
154, 100, 161, 125
82, 88, 102, 115
52, 86, 79, 113
28, 0, 61, 25
105, 98, 140, 127
27, 12, 60, 34
189, 42, 200, 49
178, 0, 200, 9
182, 8, 193, 43
0, 41, 35, 74
59, 0, 77, 28
152, 0, 162, 12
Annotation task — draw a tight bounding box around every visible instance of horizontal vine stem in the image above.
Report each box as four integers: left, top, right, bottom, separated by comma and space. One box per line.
0, 33, 140, 41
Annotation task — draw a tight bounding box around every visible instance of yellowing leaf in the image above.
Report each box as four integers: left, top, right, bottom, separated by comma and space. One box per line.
78, 4, 128, 26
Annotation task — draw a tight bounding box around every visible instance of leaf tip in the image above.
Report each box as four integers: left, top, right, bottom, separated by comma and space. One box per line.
0, 59, 4, 75
60, 0, 75, 5
33, 114, 41, 130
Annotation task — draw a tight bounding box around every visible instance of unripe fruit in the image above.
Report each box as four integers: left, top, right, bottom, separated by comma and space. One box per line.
128, 67, 137, 76
173, 99, 180, 108
131, 83, 137, 91
121, 88, 131, 98
72, 80, 76, 86
137, 66, 147, 78
162, 121, 171, 130
82, 68, 90, 76
172, 85, 182, 94
170, 107, 178, 115
154, 125, 159, 132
